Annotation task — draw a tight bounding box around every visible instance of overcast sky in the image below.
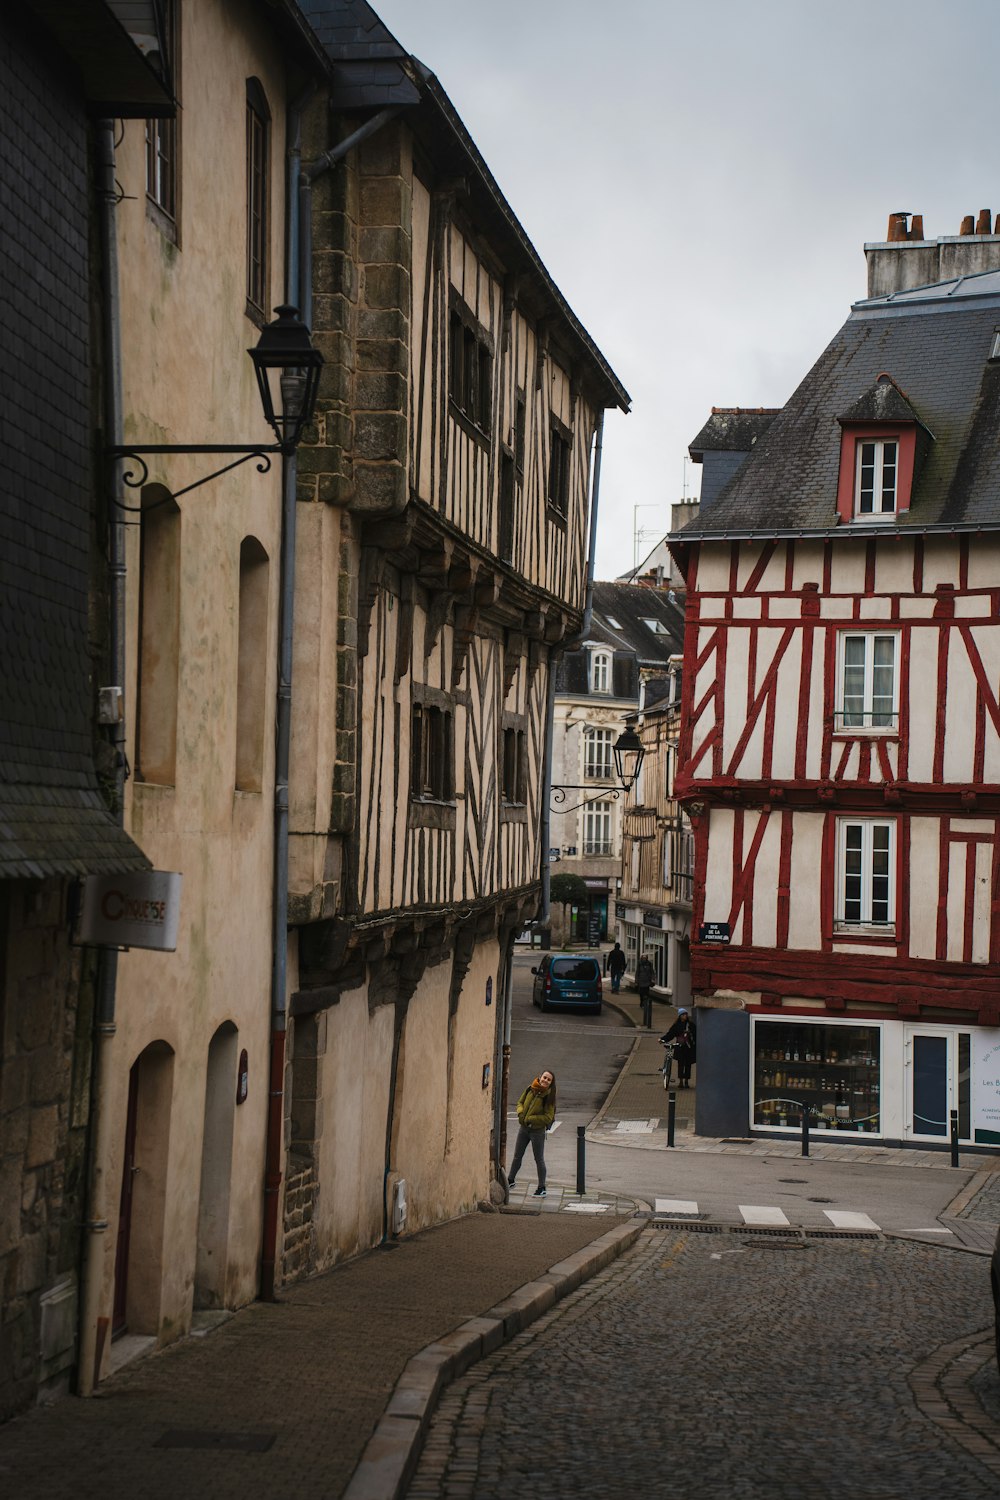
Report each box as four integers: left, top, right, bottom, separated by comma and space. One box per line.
372, 0, 1000, 578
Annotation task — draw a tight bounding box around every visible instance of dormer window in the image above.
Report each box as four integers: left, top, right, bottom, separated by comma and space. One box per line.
855, 438, 898, 517
836, 375, 929, 526
590, 650, 611, 694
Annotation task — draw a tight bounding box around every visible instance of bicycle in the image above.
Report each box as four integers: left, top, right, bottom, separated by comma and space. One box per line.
659, 1038, 677, 1090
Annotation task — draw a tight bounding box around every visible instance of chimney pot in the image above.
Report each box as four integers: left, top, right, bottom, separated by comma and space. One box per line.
887, 212, 908, 242
909, 214, 924, 241
961, 215, 975, 236
995, 214, 1000, 235
977, 209, 992, 235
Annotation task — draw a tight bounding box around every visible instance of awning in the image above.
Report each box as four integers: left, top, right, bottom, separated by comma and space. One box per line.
0, 784, 150, 880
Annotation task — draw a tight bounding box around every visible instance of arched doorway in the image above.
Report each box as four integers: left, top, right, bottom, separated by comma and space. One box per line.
112, 1041, 175, 1337
194, 1023, 238, 1309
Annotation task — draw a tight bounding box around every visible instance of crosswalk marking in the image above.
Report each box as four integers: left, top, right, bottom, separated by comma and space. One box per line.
655, 1198, 699, 1215
739, 1205, 790, 1226
823, 1210, 880, 1231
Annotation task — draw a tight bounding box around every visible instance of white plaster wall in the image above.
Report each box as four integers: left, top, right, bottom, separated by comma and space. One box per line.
908, 817, 940, 960
703, 808, 734, 926
788, 813, 824, 950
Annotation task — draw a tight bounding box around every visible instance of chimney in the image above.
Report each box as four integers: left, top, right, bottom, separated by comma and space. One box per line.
866, 207, 1000, 298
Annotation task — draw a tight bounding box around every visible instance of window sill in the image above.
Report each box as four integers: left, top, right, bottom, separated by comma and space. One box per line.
831, 727, 899, 739
832, 925, 897, 944
145, 195, 178, 246
245, 299, 267, 330
448, 400, 491, 450
546, 502, 568, 529
408, 798, 457, 831
500, 803, 528, 825
849, 512, 898, 525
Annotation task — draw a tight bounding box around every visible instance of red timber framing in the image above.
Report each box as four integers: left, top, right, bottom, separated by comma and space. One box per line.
674, 532, 1000, 1026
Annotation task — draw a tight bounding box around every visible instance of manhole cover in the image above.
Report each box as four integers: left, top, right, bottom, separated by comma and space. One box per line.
155, 1431, 276, 1453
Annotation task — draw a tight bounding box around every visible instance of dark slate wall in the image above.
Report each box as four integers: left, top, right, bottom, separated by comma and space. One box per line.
0, 12, 95, 792
698, 450, 751, 513
693, 1007, 751, 1137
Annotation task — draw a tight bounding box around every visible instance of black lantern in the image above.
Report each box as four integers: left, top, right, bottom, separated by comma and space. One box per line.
248, 305, 324, 454
613, 726, 645, 793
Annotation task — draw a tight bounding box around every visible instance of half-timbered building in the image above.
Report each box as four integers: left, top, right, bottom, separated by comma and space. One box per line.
673, 219, 1000, 1151
283, 3, 629, 1274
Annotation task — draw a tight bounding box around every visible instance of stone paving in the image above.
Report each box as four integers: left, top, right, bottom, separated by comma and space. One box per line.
406, 1227, 1000, 1499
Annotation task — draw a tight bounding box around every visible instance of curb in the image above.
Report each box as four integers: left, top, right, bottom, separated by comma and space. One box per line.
942, 1163, 1000, 1219
587, 1033, 644, 1131
341, 1217, 646, 1500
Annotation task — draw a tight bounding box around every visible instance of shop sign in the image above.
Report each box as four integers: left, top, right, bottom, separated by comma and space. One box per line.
549, 847, 561, 861
80, 870, 182, 952
974, 1035, 1000, 1144
699, 921, 731, 944
643, 910, 662, 928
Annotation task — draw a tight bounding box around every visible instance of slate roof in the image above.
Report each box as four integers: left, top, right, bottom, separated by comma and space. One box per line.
688, 408, 780, 458
298, 0, 419, 106
588, 582, 685, 664
675, 271, 1000, 539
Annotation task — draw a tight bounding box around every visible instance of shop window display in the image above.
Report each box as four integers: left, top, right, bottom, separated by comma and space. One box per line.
753, 1021, 881, 1134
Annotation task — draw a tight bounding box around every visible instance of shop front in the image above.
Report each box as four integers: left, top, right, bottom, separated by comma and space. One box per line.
745, 1013, 1000, 1147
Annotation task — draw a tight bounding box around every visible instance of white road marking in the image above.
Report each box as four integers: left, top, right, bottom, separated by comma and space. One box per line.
655, 1198, 700, 1215
547, 1121, 561, 1133
614, 1119, 657, 1134
739, 1205, 790, 1226
908, 1227, 954, 1235
823, 1210, 881, 1231
563, 1202, 610, 1213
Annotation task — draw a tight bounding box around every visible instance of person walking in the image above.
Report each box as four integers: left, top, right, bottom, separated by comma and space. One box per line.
507, 1069, 556, 1197
661, 1008, 697, 1086
605, 942, 627, 993
635, 953, 655, 1025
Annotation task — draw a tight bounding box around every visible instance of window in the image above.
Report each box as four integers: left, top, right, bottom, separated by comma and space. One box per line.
136, 486, 181, 786
672, 822, 694, 900
584, 728, 613, 780
837, 819, 895, 927
145, 0, 177, 224
855, 438, 898, 517
499, 454, 515, 564
837, 632, 898, 730
642, 618, 670, 635
235, 538, 269, 792
590, 650, 611, 694
411, 702, 453, 801
246, 79, 270, 315
583, 801, 613, 857
449, 299, 493, 437
514, 394, 526, 482
547, 419, 571, 518
606, 617, 622, 630
502, 726, 526, 803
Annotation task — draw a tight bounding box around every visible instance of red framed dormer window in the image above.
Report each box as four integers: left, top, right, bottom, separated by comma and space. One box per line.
836, 423, 916, 523
835, 374, 927, 525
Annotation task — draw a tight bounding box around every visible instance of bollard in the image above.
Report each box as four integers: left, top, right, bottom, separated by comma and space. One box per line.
667, 1090, 676, 1148
801, 1105, 810, 1158
643, 994, 653, 1028
576, 1123, 586, 1195
950, 1108, 960, 1168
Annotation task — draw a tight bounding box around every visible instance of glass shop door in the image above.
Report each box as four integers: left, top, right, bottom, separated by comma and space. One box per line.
905, 1029, 971, 1142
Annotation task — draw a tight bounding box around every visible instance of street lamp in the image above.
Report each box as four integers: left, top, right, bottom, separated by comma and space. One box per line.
550, 725, 646, 813
110, 304, 323, 497
612, 725, 645, 794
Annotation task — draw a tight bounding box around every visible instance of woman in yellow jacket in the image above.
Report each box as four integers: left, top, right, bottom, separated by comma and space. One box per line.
507, 1069, 556, 1197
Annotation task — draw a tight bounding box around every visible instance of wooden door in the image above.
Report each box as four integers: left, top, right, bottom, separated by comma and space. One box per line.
112, 1061, 140, 1336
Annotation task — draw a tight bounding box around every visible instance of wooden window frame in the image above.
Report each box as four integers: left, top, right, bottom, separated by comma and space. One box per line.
145, 0, 178, 237
410, 697, 455, 804
448, 294, 494, 444
584, 727, 614, 780
547, 414, 572, 522
583, 800, 614, 857
854, 437, 898, 518
835, 817, 896, 931
590, 649, 611, 695
835, 631, 899, 734
246, 78, 271, 320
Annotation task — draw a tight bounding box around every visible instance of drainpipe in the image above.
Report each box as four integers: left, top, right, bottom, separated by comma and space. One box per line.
539, 409, 604, 928
259, 99, 402, 1300
78, 119, 129, 1396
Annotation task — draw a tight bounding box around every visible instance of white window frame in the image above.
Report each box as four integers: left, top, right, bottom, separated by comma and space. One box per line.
836, 817, 895, 929
854, 437, 898, 519
583, 800, 613, 856
584, 727, 613, 780
590, 650, 612, 694
835, 631, 899, 733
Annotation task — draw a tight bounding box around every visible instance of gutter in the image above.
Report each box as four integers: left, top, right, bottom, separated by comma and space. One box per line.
669, 519, 1000, 548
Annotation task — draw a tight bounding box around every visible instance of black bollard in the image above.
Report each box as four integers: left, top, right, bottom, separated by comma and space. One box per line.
576, 1123, 586, 1195
950, 1108, 960, 1168
642, 994, 653, 1028
667, 1090, 676, 1148
801, 1105, 810, 1158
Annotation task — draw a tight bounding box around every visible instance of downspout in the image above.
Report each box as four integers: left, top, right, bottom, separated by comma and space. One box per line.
78, 119, 129, 1395
539, 409, 604, 928
260, 99, 403, 1298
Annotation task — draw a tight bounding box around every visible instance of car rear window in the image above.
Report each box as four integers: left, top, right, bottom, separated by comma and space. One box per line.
551, 959, 600, 980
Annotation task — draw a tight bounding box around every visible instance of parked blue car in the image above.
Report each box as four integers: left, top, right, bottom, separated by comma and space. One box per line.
531, 954, 603, 1014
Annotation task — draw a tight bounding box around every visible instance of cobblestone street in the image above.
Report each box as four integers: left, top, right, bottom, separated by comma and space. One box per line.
407, 1228, 1000, 1499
